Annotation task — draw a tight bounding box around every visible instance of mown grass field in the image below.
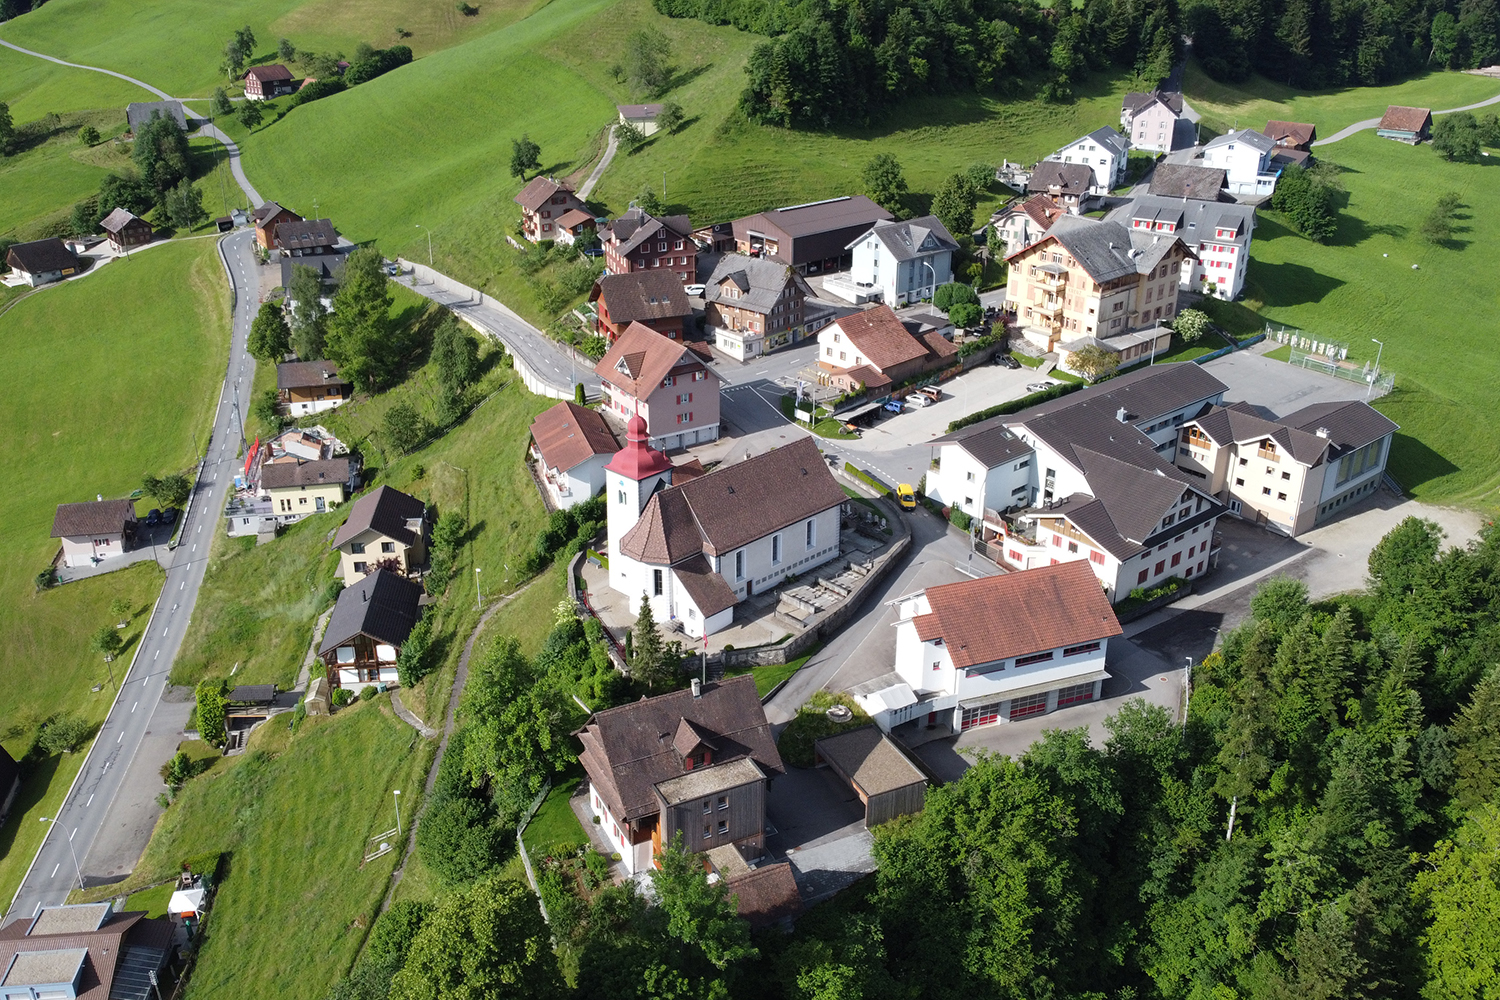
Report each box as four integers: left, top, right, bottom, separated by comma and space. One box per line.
0, 44, 154, 121
75, 702, 433, 1000
1231, 131, 1500, 507
0, 238, 227, 904
0, 0, 546, 98
0, 109, 134, 240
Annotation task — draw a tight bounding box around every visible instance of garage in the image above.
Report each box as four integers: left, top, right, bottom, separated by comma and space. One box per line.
814, 726, 928, 828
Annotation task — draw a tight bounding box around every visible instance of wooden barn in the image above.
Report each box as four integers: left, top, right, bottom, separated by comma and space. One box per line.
815, 726, 927, 828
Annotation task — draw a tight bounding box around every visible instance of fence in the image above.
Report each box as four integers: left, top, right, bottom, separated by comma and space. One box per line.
515, 780, 553, 924
1268, 324, 1394, 397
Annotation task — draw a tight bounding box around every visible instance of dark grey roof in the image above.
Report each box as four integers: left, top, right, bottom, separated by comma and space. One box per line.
944, 423, 1032, 467
319, 570, 423, 654
1044, 215, 1181, 283
590, 270, 691, 323
1123, 89, 1184, 115
1117, 195, 1256, 247
51, 499, 135, 538
259, 457, 350, 489
1280, 400, 1399, 455
99, 208, 150, 235
1021, 362, 1228, 428
6, 239, 81, 276
251, 201, 297, 224
1068, 126, 1129, 158
1027, 160, 1096, 197
276, 360, 348, 391
1205, 128, 1275, 153
332, 486, 426, 549
126, 101, 187, 131
274, 218, 338, 250
227, 685, 276, 704
731, 196, 892, 267
1148, 164, 1228, 200
280, 251, 347, 289
604, 208, 693, 256
849, 215, 959, 261
702, 254, 810, 314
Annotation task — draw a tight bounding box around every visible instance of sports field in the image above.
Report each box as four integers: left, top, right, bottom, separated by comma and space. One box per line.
0, 238, 228, 904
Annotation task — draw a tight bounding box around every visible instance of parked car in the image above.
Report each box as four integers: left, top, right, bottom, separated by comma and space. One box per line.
904, 393, 930, 408
996, 354, 1021, 370
883, 399, 904, 414
919, 386, 942, 403
684, 283, 706, 296
384, 262, 401, 276
145, 509, 161, 526
1026, 381, 1053, 393
897, 483, 917, 510
582, 247, 604, 258
160, 508, 178, 526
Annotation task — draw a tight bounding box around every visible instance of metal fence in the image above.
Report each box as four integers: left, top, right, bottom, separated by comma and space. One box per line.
1268, 324, 1394, 397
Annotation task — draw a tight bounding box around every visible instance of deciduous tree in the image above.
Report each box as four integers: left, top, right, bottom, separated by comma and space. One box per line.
1432, 111, 1481, 161
509, 133, 540, 179
89, 624, 122, 662
930, 173, 977, 241
210, 88, 233, 117
237, 100, 263, 130
652, 833, 758, 970
325, 246, 395, 388
383, 401, 428, 455
164, 178, 205, 230
287, 263, 328, 359
248, 301, 291, 361
1174, 307, 1212, 343
1068, 343, 1120, 380
195, 678, 229, 747
862, 153, 908, 215
0, 101, 13, 156
78, 125, 99, 146
624, 28, 673, 97
656, 99, 684, 133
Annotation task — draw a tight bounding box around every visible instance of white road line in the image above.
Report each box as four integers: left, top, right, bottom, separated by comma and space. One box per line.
50, 865, 58, 879
117, 732, 123, 743
180, 581, 185, 590
155, 650, 160, 659
131, 702, 138, 712
69, 828, 77, 841
86, 794, 93, 807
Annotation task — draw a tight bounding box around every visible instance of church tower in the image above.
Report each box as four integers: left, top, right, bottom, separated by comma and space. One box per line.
603, 412, 673, 586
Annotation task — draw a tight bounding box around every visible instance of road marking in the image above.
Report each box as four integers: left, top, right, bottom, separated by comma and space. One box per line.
117, 732, 123, 743
50, 865, 59, 879
132, 702, 138, 712
154, 650, 160, 659
87, 794, 93, 807
192, 544, 196, 553
69, 828, 77, 841
180, 581, 185, 590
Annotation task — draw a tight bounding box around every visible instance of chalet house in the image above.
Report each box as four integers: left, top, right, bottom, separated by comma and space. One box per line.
1117, 195, 1256, 299
606, 429, 844, 637
594, 322, 721, 452
617, 103, 663, 136
579, 674, 785, 875
273, 218, 338, 255
730, 196, 892, 275
1121, 89, 1187, 152
601, 208, 696, 281
1376, 106, 1432, 143
279, 249, 347, 293
1199, 129, 1280, 197
251, 201, 302, 250
244, 64, 297, 100
5, 238, 83, 287
126, 100, 187, 132
589, 270, 691, 344
528, 400, 619, 510
99, 208, 153, 251
1047, 128, 1129, 193
925, 362, 1230, 601
1147, 164, 1228, 201
1026, 161, 1098, 210
993, 196, 1066, 257
514, 176, 586, 243
855, 561, 1122, 734
1175, 399, 1398, 535
331, 485, 429, 581
260, 457, 355, 523
844, 215, 959, 307
51, 499, 136, 569
0, 903, 175, 1000
702, 253, 815, 360
318, 569, 425, 689
1003, 214, 1191, 374
816, 304, 957, 395
1262, 120, 1317, 168
691, 221, 735, 253
0, 747, 18, 828
554, 209, 598, 246
277, 360, 352, 416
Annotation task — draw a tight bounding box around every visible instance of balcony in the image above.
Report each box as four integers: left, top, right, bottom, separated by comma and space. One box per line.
1035, 270, 1067, 290
1256, 448, 1280, 462
983, 508, 1037, 545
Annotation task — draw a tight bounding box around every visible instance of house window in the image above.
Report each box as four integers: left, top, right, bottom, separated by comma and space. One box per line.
1064, 641, 1101, 657
806, 519, 816, 549
717, 820, 728, 836
1282, 471, 1292, 480
703, 825, 712, 840
653, 569, 663, 596
1015, 650, 1055, 667
703, 799, 712, 815
1277, 492, 1288, 501
618, 489, 627, 504
718, 795, 728, 810
1235, 478, 1245, 487
381, 542, 395, 553
1155, 560, 1165, 575
1138, 569, 1149, 584
772, 534, 782, 564
1089, 551, 1105, 565
1171, 552, 1182, 567
735, 551, 745, 580
353, 561, 368, 574
966, 471, 975, 482
1067, 542, 1078, 554
350, 542, 365, 554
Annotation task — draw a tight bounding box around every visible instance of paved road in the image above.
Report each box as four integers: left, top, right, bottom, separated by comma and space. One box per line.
0, 38, 171, 99
195, 123, 262, 206
4, 230, 260, 924
1314, 90, 1500, 145
394, 269, 602, 397
578, 125, 618, 201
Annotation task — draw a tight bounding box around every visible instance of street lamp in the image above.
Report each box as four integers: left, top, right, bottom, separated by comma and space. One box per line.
475, 567, 482, 611
392, 790, 402, 836
1182, 656, 1193, 729
1367, 337, 1384, 398
920, 259, 936, 302
415, 224, 433, 269
39, 816, 84, 891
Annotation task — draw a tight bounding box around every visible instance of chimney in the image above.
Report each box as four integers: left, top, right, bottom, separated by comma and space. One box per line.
691, 678, 702, 699
1116, 407, 1128, 423
1316, 427, 1329, 438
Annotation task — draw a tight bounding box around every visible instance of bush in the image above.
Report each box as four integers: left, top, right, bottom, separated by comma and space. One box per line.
360, 685, 379, 702
396, 608, 435, 687
332, 687, 354, 707
536, 863, 585, 937
1173, 308, 1212, 344
365, 900, 432, 968
344, 45, 413, 85
290, 77, 347, 107
35, 716, 92, 756
416, 795, 508, 887
778, 692, 871, 767
583, 849, 613, 888
842, 462, 889, 495
933, 282, 978, 311
948, 507, 972, 531
195, 678, 229, 747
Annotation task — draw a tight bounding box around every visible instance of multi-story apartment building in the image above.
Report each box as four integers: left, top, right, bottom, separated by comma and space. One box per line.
1117, 195, 1256, 299
1047, 127, 1129, 193
1174, 399, 1398, 536
1120, 89, 1186, 152
594, 322, 721, 452
1004, 214, 1191, 373
601, 208, 696, 282
702, 254, 815, 360
844, 215, 958, 307
1200, 128, 1281, 197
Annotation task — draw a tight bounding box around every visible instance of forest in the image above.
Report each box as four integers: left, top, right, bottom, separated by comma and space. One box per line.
648, 0, 1500, 125
327, 514, 1500, 1000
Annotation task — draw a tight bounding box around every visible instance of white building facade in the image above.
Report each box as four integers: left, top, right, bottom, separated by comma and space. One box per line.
1048, 127, 1130, 193
1200, 129, 1280, 197
845, 216, 959, 307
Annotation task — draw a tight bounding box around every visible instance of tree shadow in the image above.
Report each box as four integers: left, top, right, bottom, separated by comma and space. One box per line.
1249, 259, 1346, 308
1387, 429, 1460, 493
665, 63, 712, 92
0, 754, 62, 861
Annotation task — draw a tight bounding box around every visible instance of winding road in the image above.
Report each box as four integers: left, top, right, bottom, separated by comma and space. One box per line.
0, 38, 172, 99
1313, 89, 1500, 145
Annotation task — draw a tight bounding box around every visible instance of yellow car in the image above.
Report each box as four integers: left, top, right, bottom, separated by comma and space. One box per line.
896, 483, 917, 510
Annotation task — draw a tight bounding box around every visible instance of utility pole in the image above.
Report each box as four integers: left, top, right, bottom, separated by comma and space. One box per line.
1367, 337, 1384, 398
393, 789, 403, 835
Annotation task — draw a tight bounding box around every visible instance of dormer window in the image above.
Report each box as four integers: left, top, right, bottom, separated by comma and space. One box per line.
687, 751, 705, 770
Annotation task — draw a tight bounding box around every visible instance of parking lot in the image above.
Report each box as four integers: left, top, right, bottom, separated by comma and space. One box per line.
1200, 351, 1377, 416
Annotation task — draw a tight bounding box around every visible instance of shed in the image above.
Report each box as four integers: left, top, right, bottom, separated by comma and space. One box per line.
1376, 106, 1432, 143
814, 725, 927, 827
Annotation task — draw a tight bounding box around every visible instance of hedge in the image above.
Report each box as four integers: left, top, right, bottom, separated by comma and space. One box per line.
947, 379, 1088, 433
843, 462, 890, 495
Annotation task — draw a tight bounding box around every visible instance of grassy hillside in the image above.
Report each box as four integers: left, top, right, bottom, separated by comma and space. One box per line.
0, 108, 134, 240
1236, 131, 1500, 507
0, 45, 155, 120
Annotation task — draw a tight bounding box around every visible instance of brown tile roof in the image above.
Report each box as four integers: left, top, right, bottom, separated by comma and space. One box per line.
332, 485, 426, 549
816, 725, 926, 797
673, 554, 738, 616
251, 201, 297, 224
529, 400, 618, 472
0, 908, 172, 1000
1378, 106, 1431, 133
619, 487, 703, 564
915, 328, 958, 361
832, 305, 929, 372
726, 861, 803, 928
51, 499, 135, 538
671, 458, 706, 483
1027, 160, 1096, 198
260, 457, 351, 490
578, 674, 783, 823
1147, 164, 1228, 200
842, 364, 891, 391
912, 561, 1121, 669
1020, 195, 1066, 229
6, 238, 81, 276
274, 217, 338, 250
556, 208, 595, 229
245, 64, 294, 82
1263, 120, 1316, 147
276, 360, 348, 391
589, 271, 691, 325
514, 175, 574, 212
595, 322, 708, 400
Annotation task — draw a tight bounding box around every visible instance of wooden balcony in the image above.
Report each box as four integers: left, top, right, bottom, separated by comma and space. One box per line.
1256, 448, 1280, 462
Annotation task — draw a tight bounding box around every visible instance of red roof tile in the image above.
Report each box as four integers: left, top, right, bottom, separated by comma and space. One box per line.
529, 400, 618, 473
832, 305, 929, 372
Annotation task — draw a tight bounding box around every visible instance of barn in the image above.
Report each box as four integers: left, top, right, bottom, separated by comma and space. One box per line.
814, 726, 927, 828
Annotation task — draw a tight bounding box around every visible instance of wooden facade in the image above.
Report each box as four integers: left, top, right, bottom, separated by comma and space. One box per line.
657, 774, 768, 857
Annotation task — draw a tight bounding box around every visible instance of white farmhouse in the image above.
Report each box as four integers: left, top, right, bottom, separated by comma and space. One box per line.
854, 561, 1122, 734
1047, 127, 1130, 194
844, 215, 959, 307
528, 400, 619, 510
1200, 128, 1281, 197
605, 419, 845, 637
